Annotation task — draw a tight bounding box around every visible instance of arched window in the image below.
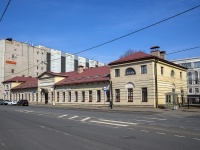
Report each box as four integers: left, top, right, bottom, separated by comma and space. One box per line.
125, 68, 136, 75
171, 70, 175, 77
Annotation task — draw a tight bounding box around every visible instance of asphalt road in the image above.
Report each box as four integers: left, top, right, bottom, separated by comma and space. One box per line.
0, 105, 200, 150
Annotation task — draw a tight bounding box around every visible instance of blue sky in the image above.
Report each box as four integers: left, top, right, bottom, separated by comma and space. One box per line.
0, 0, 200, 64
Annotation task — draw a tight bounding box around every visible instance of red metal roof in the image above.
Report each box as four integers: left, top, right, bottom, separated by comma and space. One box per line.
2, 76, 34, 83
108, 51, 152, 65
55, 66, 110, 86
11, 77, 38, 90
108, 51, 187, 69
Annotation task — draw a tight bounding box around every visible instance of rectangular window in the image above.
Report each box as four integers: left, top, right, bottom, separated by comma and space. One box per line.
82, 91, 85, 102
194, 61, 200, 68
115, 69, 120, 77
115, 89, 120, 102
51, 92, 53, 102
166, 95, 171, 103
11, 69, 14, 73
181, 63, 191, 69
68, 92, 71, 102
75, 91, 78, 102
57, 92, 59, 102
62, 92, 65, 102
89, 90, 92, 102
161, 67, 164, 75
97, 90, 101, 102
141, 65, 147, 74
142, 88, 148, 102
189, 88, 192, 93
180, 72, 182, 79
128, 88, 133, 102
195, 88, 199, 93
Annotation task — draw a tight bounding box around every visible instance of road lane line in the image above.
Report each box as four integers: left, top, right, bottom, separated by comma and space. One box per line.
69, 116, 78, 119
133, 119, 154, 122
193, 138, 200, 141
90, 120, 128, 127
174, 135, 185, 138
142, 117, 167, 121
57, 114, 68, 118
99, 119, 138, 125
156, 132, 166, 135
141, 130, 149, 132
81, 117, 91, 121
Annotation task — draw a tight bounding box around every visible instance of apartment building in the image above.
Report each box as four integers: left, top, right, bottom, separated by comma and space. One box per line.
0, 39, 104, 99
172, 57, 200, 104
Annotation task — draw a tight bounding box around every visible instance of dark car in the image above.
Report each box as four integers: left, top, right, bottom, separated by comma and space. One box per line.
0, 100, 4, 105
17, 100, 29, 106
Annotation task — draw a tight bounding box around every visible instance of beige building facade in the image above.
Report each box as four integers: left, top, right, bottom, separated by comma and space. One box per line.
109, 50, 187, 108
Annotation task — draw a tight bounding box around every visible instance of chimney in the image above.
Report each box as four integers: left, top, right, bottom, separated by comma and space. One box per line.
150, 46, 166, 60
78, 65, 84, 74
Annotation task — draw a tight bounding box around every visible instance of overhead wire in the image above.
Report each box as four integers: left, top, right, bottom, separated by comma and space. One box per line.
1, 4, 200, 79
0, 0, 11, 23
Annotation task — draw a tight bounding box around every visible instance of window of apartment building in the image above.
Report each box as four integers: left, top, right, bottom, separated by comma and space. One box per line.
194, 71, 198, 84
180, 72, 182, 79
188, 72, 192, 84
195, 88, 199, 93
128, 88, 133, 102
141, 65, 147, 74
89, 90, 92, 102
141, 87, 148, 102
57, 92, 59, 102
97, 90, 101, 102
189, 88, 192, 93
62, 92, 65, 102
11, 69, 14, 73
12, 54, 15, 58
161, 67, 164, 75
75, 91, 78, 102
125, 68, 136, 75
106, 90, 110, 102
37, 66, 39, 70
37, 60, 39, 63
115, 69, 120, 77
181, 62, 191, 69
41, 67, 43, 71
37, 51, 39, 54
82, 91, 85, 102
68, 91, 71, 102
194, 61, 200, 68
171, 70, 175, 77
37, 72, 39, 76
115, 89, 120, 102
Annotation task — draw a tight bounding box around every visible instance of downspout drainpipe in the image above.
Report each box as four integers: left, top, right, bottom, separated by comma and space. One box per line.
154, 59, 158, 108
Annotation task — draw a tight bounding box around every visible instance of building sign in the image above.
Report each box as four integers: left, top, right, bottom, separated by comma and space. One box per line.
6, 60, 16, 65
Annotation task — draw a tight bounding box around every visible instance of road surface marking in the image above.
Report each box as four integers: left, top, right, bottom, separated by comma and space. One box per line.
128, 128, 135, 130
81, 117, 91, 121
90, 120, 128, 127
193, 138, 200, 141
141, 130, 149, 132
161, 125, 170, 127
156, 132, 166, 135
58, 114, 68, 118
69, 116, 78, 119
40, 126, 46, 129
99, 119, 138, 125
174, 135, 185, 138
142, 117, 167, 121
133, 119, 154, 122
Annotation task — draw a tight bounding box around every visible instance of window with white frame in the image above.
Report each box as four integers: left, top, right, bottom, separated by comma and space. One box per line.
89, 90, 92, 102
82, 91, 85, 102
62, 92, 65, 102
195, 88, 199, 93
115, 89, 120, 102
75, 91, 78, 102
189, 88, 192, 93
171, 70, 175, 77
125, 68, 136, 75
115, 69, 120, 77
68, 91, 71, 102
97, 90, 101, 102
141, 65, 147, 74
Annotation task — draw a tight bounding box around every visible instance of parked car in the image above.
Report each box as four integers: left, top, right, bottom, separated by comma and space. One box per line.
17, 100, 29, 106
3, 100, 9, 105
0, 100, 4, 105
7, 100, 17, 105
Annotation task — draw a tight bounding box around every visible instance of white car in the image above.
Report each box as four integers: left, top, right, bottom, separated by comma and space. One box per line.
7, 100, 17, 105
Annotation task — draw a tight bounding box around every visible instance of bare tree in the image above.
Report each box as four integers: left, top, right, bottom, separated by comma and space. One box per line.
119, 49, 143, 59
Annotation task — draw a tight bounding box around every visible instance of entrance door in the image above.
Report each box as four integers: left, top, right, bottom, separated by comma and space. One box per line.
45, 93, 48, 104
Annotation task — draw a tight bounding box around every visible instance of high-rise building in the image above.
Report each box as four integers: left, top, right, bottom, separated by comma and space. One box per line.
0, 39, 104, 99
